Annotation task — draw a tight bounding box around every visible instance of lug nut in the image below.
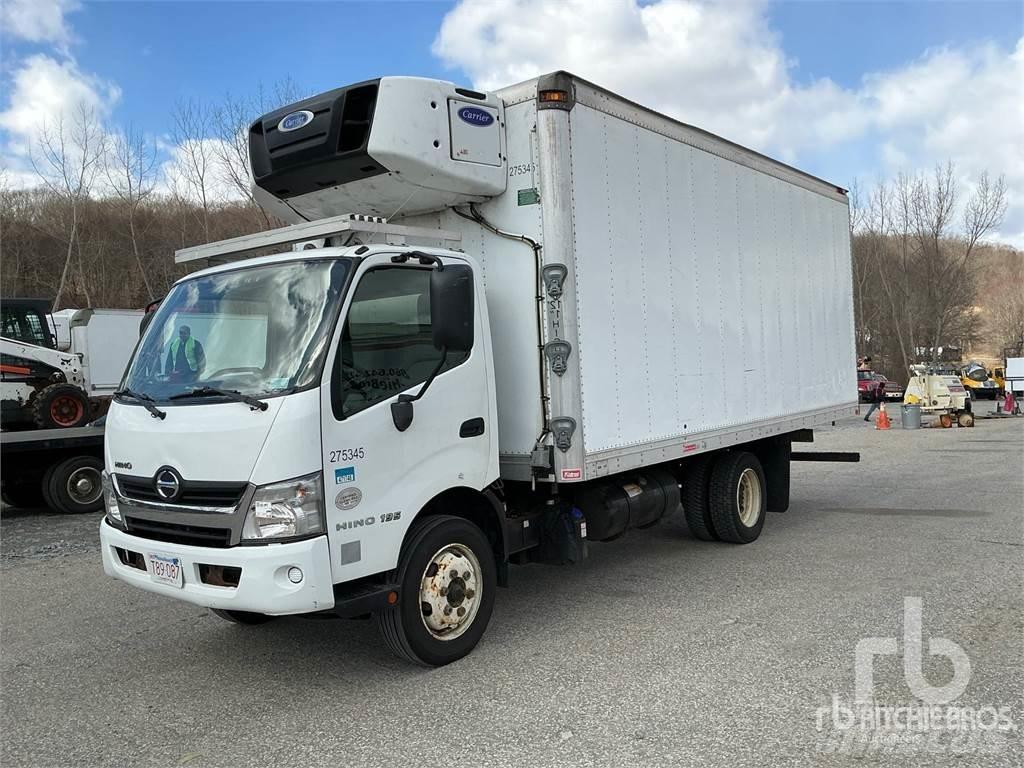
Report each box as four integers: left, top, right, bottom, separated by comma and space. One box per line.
443, 606, 452, 615
457, 606, 466, 617
466, 589, 475, 599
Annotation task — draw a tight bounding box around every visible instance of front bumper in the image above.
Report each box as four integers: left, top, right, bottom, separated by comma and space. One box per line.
100, 520, 335, 615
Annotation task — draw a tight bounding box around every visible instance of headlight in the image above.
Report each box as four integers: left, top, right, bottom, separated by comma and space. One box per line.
102, 471, 123, 526
242, 472, 325, 542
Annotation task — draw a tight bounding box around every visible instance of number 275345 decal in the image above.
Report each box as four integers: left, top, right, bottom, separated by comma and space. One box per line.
330, 447, 365, 463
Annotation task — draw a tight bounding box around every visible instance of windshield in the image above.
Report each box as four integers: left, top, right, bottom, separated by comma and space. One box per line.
121, 258, 350, 401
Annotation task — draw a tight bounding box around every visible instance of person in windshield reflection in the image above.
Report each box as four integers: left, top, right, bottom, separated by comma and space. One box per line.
166, 325, 205, 381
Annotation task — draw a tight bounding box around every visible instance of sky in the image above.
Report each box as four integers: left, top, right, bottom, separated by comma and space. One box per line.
1, 0, 1022, 243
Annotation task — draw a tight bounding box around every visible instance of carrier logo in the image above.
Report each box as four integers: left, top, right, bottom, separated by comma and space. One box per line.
457, 106, 494, 127
277, 110, 314, 133
334, 466, 356, 485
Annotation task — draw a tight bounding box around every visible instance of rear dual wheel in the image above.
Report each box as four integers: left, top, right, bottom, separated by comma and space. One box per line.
681, 451, 767, 544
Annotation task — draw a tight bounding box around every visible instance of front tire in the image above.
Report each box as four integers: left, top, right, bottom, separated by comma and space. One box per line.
708, 452, 766, 544
375, 515, 496, 666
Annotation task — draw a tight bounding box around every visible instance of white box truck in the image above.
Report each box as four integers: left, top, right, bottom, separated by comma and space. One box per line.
100, 72, 857, 665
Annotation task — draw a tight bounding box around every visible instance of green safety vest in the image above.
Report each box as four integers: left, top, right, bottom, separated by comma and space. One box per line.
170, 336, 198, 371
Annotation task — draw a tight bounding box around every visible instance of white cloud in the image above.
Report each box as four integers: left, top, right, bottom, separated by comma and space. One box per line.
1, 0, 81, 47
0, 54, 121, 149
435, 0, 1023, 244
434, 0, 863, 159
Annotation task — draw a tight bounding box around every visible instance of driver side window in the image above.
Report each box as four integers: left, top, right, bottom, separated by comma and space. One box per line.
334, 267, 469, 419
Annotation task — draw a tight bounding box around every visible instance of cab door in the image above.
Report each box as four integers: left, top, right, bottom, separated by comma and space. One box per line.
319, 251, 495, 583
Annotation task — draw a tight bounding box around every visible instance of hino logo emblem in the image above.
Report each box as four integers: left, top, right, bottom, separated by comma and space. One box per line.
277, 110, 314, 133
154, 468, 182, 501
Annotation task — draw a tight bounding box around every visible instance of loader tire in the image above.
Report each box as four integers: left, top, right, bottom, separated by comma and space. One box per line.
680, 454, 718, 541
708, 451, 766, 544
32, 383, 91, 429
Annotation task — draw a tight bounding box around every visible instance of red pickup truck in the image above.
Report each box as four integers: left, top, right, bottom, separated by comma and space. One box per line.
857, 370, 905, 403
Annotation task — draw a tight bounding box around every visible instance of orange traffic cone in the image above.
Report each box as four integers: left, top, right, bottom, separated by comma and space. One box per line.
875, 402, 891, 430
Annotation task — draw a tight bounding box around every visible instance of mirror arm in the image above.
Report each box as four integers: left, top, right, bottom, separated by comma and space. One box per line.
390, 348, 448, 433
403, 347, 448, 405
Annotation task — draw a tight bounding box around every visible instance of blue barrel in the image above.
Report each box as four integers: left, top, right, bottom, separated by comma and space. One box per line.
901, 404, 921, 429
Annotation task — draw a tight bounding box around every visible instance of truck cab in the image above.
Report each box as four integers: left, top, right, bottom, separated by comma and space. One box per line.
101, 243, 504, 663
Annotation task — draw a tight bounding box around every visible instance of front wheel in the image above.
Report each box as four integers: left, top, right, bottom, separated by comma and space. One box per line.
375, 515, 496, 666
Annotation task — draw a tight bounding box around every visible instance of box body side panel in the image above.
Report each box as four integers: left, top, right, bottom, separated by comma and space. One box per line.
568, 103, 856, 459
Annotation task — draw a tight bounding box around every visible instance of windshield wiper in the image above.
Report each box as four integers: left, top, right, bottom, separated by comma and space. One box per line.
168, 386, 269, 412
113, 388, 166, 420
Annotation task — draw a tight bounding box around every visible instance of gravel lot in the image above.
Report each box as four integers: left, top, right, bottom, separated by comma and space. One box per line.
2, 414, 1022, 767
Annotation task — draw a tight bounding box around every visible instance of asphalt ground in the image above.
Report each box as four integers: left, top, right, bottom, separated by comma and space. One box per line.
2, 413, 1022, 767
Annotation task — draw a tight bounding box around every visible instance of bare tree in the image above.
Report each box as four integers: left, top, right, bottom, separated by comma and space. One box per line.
30, 105, 108, 309
170, 99, 218, 242
913, 164, 1006, 362
211, 93, 262, 215
105, 124, 157, 299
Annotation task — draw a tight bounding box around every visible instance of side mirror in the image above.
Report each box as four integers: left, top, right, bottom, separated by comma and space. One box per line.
391, 395, 414, 432
430, 265, 474, 352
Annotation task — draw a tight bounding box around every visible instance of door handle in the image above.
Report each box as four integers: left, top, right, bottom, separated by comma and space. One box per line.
459, 417, 485, 438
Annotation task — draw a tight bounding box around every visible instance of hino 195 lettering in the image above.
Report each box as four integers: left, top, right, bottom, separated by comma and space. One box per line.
100, 72, 858, 666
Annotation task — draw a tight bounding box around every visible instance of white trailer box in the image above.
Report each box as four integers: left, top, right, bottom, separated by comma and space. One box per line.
51, 309, 142, 396
249, 72, 857, 482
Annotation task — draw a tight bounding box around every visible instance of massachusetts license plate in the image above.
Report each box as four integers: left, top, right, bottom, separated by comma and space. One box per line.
147, 552, 184, 588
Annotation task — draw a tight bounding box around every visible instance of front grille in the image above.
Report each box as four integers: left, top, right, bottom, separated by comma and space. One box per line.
124, 517, 232, 548
116, 474, 247, 507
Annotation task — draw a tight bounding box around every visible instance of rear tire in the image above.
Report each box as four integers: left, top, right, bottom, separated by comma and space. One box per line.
708, 452, 766, 544
46, 456, 104, 514
210, 609, 275, 625
680, 455, 718, 541
375, 515, 496, 666
32, 383, 91, 429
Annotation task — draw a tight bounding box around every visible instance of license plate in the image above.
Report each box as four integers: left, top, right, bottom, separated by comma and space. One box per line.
886, 392, 902, 398
147, 552, 184, 588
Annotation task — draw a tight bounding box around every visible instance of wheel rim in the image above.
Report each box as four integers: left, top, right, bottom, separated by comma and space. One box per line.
736, 468, 762, 527
66, 467, 102, 505
419, 542, 482, 641
50, 395, 84, 426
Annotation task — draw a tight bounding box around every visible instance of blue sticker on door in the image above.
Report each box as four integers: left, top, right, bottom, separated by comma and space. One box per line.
335, 466, 356, 485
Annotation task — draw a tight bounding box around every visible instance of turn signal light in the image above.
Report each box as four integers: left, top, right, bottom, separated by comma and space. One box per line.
539, 89, 569, 103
